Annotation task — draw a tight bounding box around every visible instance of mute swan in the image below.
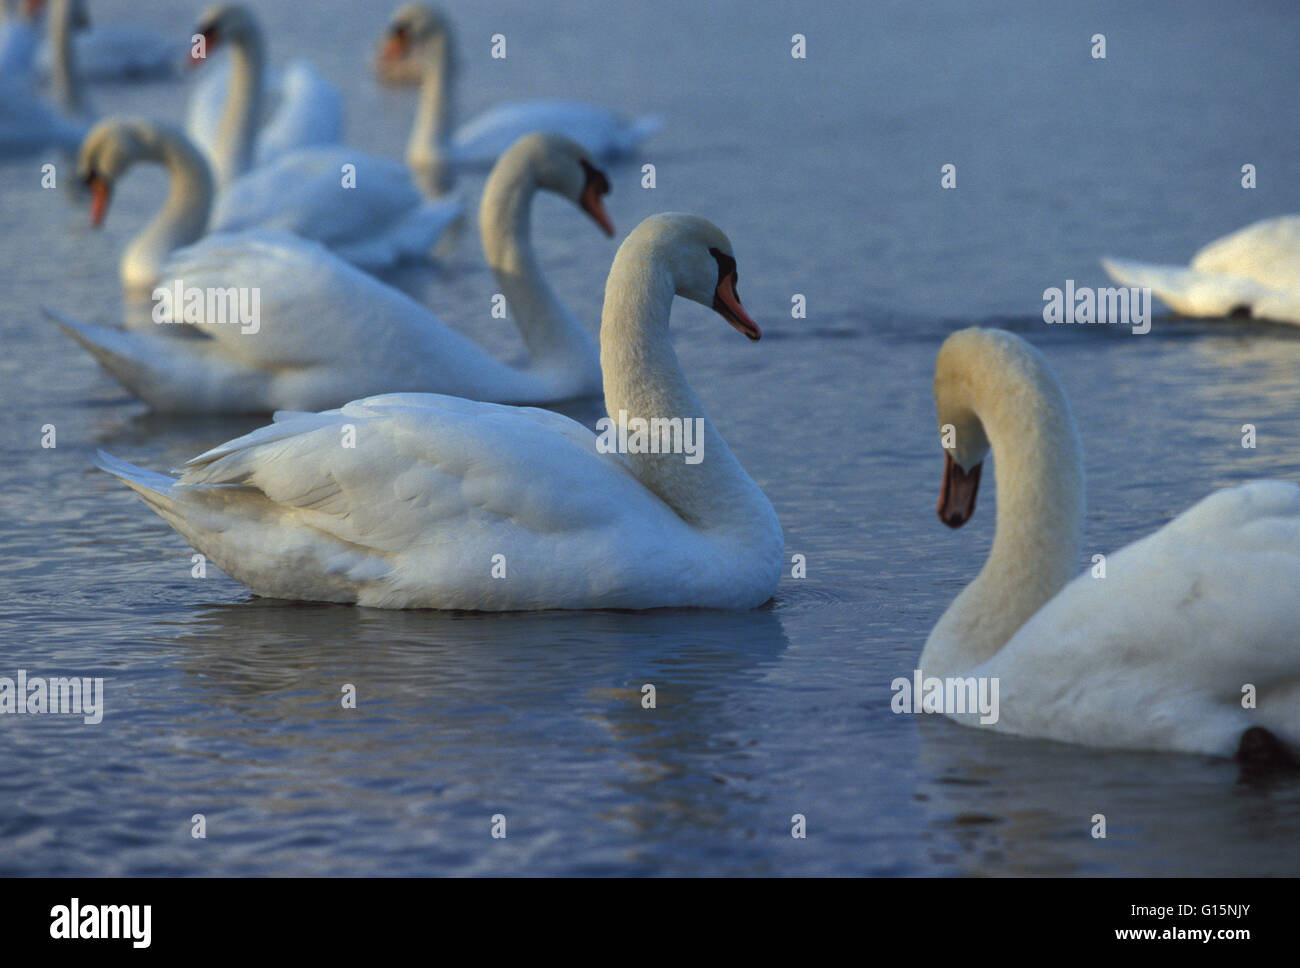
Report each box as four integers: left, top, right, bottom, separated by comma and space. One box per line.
185, 4, 343, 191
1102, 216, 1300, 326
29, 0, 176, 83
923, 327, 1300, 761
93, 214, 781, 610
0, 0, 86, 156
76, 117, 463, 291
378, 4, 660, 194
50, 133, 613, 411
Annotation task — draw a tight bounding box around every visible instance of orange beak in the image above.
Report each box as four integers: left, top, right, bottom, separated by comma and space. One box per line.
578, 160, 614, 237
938, 452, 982, 528
580, 182, 614, 237
713, 272, 760, 341
382, 30, 409, 62
87, 173, 110, 227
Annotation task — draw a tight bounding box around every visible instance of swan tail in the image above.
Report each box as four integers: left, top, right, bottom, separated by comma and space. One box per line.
45, 306, 265, 412
93, 450, 181, 516
1100, 257, 1262, 318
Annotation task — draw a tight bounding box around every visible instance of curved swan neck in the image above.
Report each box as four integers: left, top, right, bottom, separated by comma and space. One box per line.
212, 28, 264, 189
49, 0, 86, 116
406, 29, 454, 196
599, 234, 778, 535
122, 125, 214, 293
922, 339, 1085, 676
478, 149, 600, 387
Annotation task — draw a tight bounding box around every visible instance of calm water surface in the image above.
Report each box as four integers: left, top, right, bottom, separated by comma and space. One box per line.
2, 0, 1299, 875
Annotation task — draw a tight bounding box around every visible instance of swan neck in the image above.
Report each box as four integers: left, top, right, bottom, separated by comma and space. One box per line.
213, 32, 264, 189
49, 0, 85, 116
406, 30, 454, 196
124, 128, 214, 293
922, 361, 1085, 677
599, 242, 778, 536
478, 154, 599, 385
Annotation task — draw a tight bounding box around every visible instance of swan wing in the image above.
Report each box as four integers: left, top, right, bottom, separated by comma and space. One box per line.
212, 146, 463, 266
98, 394, 700, 608
978, 481, 1300, 754
254, 60, 342, 166
1190, 216, 1300, 292
154, 230, 525, 407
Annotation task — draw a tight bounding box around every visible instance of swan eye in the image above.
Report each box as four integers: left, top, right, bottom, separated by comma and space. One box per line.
709, 247, 738, 288
391, 24, 409, 39
579, 159, 609, 196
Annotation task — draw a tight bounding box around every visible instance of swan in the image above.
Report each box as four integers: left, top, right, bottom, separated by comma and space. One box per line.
49, 132, 614, 410
1102, 216, 1300, 326
92, 214, 781, 611
75, 117, 463, 291
922, 327, 1300, 761
184, 3, 342, 191
0, 0, 40, 77
25, 0, 176, 82
378, 4, 660, 193
0, 0, 87, 156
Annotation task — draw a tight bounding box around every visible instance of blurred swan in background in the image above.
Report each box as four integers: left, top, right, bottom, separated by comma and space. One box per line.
923, 327, 1300, 761
33, 0, 176, 82
92, 214, 780, 611
48, 133, 613, 411
74, 117, 463, 290
0, 0, 87, 155
376, 4, 661, 194
185, 3, 342, 191
1102, 216, 1300, 326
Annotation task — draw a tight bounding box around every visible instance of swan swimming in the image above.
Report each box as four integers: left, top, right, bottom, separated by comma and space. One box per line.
1102, 216, 1300, 326
922, 327, 1300, 762
93, 214, 783, 611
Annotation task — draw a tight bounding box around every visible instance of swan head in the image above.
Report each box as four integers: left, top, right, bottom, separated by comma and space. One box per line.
504, 133, 615, 237
626, 213, 761, 341
192, 4, 258, 64
933, 327, 1080, 529
380, 3, 450, 62
77, 118, 156, 228
934, 327, 1019, 528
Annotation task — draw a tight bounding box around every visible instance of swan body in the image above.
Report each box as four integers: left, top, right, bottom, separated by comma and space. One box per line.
37, 24, 177, 82
185, 5, 343, 190
381, 4, 659, 193
94, 214, 781, 611
210, 145, 463, 270
449, 100, 661, 167
1102, 216, 1300, 326
922, 328, 1300, 757
0, 0, 86, 156
76, 118, 463, 291
53, 133, 613, 411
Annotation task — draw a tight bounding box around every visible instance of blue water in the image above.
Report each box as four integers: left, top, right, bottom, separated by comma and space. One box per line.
2, 0, 1300, 875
